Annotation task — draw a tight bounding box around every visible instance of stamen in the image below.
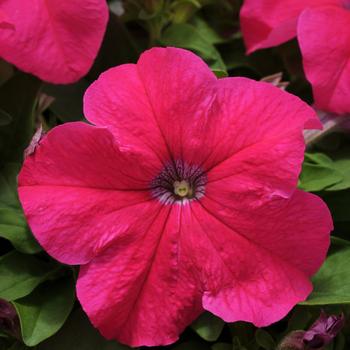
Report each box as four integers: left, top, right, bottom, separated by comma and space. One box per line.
150, 160, 207, 204
173, 180, 192, 198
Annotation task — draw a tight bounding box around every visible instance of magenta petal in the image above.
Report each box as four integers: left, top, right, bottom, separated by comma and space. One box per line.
77, 206, 202, 347
200, 190, 332, 276
136, 47, 217, 163
85, 47, 217, 165
19, 186, 159, 265
207, 135, 306, 202
240, 0, 338, 53
0, 10, 14, 30
84, 63, 169, 163
298, 6, 350, 114
85, 49, 318, 178
0, 0, 108, 83
182, 191, 331, 326
18, 122, 160, 264
18, 122, 160, 190
203, 78, 320, 198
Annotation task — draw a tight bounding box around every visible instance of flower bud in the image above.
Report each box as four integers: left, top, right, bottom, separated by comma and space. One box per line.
303, 311, 345, 349
0, 299, 20, 339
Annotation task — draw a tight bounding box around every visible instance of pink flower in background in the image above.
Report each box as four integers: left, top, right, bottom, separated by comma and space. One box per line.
18, 47, 333, 347
240, 0, 350, 115
0, 0, 109, 84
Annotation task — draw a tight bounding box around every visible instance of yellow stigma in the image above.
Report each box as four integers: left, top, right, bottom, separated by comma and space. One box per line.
173, 180, 192, 198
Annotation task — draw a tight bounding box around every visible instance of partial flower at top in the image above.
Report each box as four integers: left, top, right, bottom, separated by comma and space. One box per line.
0, 0, 109, 84
18, 47, 333, 347
240, 0, 350, 115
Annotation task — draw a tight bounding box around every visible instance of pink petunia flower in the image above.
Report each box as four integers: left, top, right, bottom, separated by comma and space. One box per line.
0, 0, 109, 84
18, 47, 333, 347
240, 0, 350, 115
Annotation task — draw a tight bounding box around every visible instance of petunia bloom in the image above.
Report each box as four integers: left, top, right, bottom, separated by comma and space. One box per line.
240, 0, 350, 115
0, 0, 109, 84
18, 47, 333, 347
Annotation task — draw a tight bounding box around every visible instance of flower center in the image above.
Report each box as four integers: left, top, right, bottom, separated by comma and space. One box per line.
173, 180, 192, 197
151, 160, 207, 204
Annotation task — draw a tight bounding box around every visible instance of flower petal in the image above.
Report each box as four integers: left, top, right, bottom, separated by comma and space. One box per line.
0, 10, 14, 30
85, 48, 317, 181
240, 0, 339, 53
136, 47, 217, 162
84, 64, 169, 164
0, 0, 108, 83
85, 47, 217, 165
77, 205, 202, 347
298, 6, 350, 114
18, 186, 159, 265
200, 189, 332, 276
18, 122, 160, 190
203, 78, 320, 198
182, 192, 331, 326
18, 122, 161, 264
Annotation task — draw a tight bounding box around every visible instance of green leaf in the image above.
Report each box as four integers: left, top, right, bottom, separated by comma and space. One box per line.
0, 208, 40, 254
328, 159, 350, 191
0, 251, 54, 301
0, 163, 41, 254
191, 16, 226, 44
173, 0, 201, 8
299, 153, 343, 192
13, 276, 75, 346
302, 243, 350, 305
170, 0, 202, 23
304, 152, 333, 166
326, 155, 350, 191
160, 23, 227, 72
37, 309, 130, 350
212, 69, 228, 78
191, 312, 225, 342
300, 150, 350, 192
254, 329, 275, 350
0, 73, 41, 164
299, 163, 342, 191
